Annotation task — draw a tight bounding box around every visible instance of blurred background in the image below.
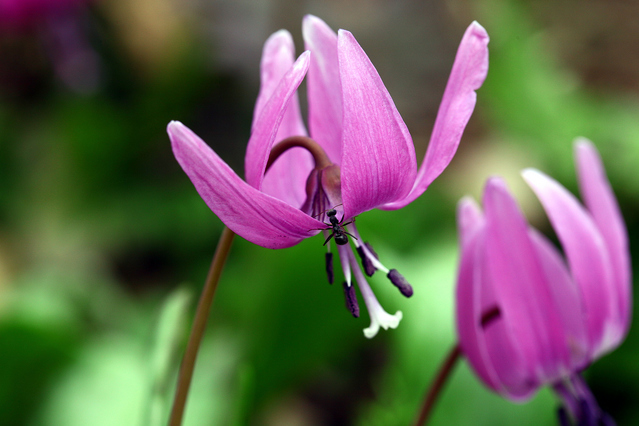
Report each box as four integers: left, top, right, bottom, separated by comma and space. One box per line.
1, 0, 638, 425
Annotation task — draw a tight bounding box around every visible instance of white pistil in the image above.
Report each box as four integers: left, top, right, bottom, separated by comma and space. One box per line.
347, 248, 402, 338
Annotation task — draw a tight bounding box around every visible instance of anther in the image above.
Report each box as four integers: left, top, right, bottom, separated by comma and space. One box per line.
343, 281, 360, 317
556, 406, 570, 426
480, 306, 501, 328
364, 242, 378, 259
356, 246, 376, 276
356, 242, 379, 276
325, 252, 334, 284
387, 269, 413, 297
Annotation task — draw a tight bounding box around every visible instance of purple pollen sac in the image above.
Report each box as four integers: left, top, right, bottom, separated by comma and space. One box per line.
387, 269, 413, 297
364, 242, 378, 259
325, 252, 334, 284
480, 306, 501, 328
343, 282, 360, 318
356, 245, 376, 276
557, 407, 570, 426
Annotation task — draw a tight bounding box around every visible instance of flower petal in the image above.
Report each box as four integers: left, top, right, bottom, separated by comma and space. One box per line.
303, 15, 342, 164
575, 139, 631, 344
523, 168, 616, 358
252, 30, 313, 208
244, 50, 310, 191
456, 202, 503, 393
381, 21, 489, 210
529, 229, 589, 370
169, 121, 324, 249
483, 178, 572, 384
457, 196, 483, 247
338, 29, 417, 219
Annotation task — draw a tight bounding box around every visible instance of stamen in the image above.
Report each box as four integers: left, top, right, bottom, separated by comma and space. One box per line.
387, 269, 413, 297
364, 242, 378, 259
343, 281, 360, 317
348, 227, 388, 274
556, 406, 571, 426
578, 398, 596, 425
337, 244, 352, 286
356, 245, 377, 276
325, 252, 334, 284
480, 306, 501, 327
347, 248, 402, 338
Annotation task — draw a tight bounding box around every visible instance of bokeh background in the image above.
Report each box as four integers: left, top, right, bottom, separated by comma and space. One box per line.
1, 0, 638, 425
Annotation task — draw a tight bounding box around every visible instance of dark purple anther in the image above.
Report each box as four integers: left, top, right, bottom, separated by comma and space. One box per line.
480, 306, 501, 328
557, 406, 570, 426
578, 398, 597, 426
356, 245, 376, 276
364, 242, 378, 259
387, 269, 413, 297
343, 282, 359, 317
325, 252, 334, 284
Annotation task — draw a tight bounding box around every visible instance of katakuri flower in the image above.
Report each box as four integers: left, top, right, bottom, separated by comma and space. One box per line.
169, 16, 489, 338
456, 139, 630, 424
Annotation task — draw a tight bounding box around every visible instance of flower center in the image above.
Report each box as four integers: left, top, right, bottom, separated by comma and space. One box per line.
268, 136, 413, 338
267, 135, 343, 221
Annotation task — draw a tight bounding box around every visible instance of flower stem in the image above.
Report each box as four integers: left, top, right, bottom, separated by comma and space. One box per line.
412, 343, 462, 426
168, 226, 236, 426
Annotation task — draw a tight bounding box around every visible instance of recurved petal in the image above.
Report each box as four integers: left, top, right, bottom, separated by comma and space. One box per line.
245, 50, 310, 191
575, 139, 631, 343
252, 30, 313, 208
457, 196, 484, 247
381, 21, 489, 211
169, 121, 324, 249
456, 209, 502, 393
528, 229, 589, 370
483, 178, 572, 384
252, 30, 297, 130
303, 15, 342, 164
523, 168, 617, 358
338, 29, 417, 219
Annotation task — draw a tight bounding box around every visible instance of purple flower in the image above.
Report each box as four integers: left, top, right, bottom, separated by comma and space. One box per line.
169, 16, 489, 337
0, 0, 88, 31
456, 139, 631, 423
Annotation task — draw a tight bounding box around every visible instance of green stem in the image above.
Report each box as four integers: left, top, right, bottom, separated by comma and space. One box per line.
412, 343, 462, 426
168, 227, 236, 426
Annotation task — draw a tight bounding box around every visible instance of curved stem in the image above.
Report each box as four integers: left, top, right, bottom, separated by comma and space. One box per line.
168, 227, 236, 426
412, 343, 462, 426
266, 135, 333, 171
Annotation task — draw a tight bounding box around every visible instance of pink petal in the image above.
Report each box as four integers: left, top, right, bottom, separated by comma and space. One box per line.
338, 29, 417, 219
575, 139, 631, 346
456, 201, 502, 393
528, 229, 589, 370
523, 168, 616, 358
169, 121, 324, 249
483, 178, 572, 384
244, 50, 310, 191
457, 196, 483, 247
251, 30, 313, 208
457, 196, 536, 400
302, 15, 342, 164
381, 21, 489, 210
